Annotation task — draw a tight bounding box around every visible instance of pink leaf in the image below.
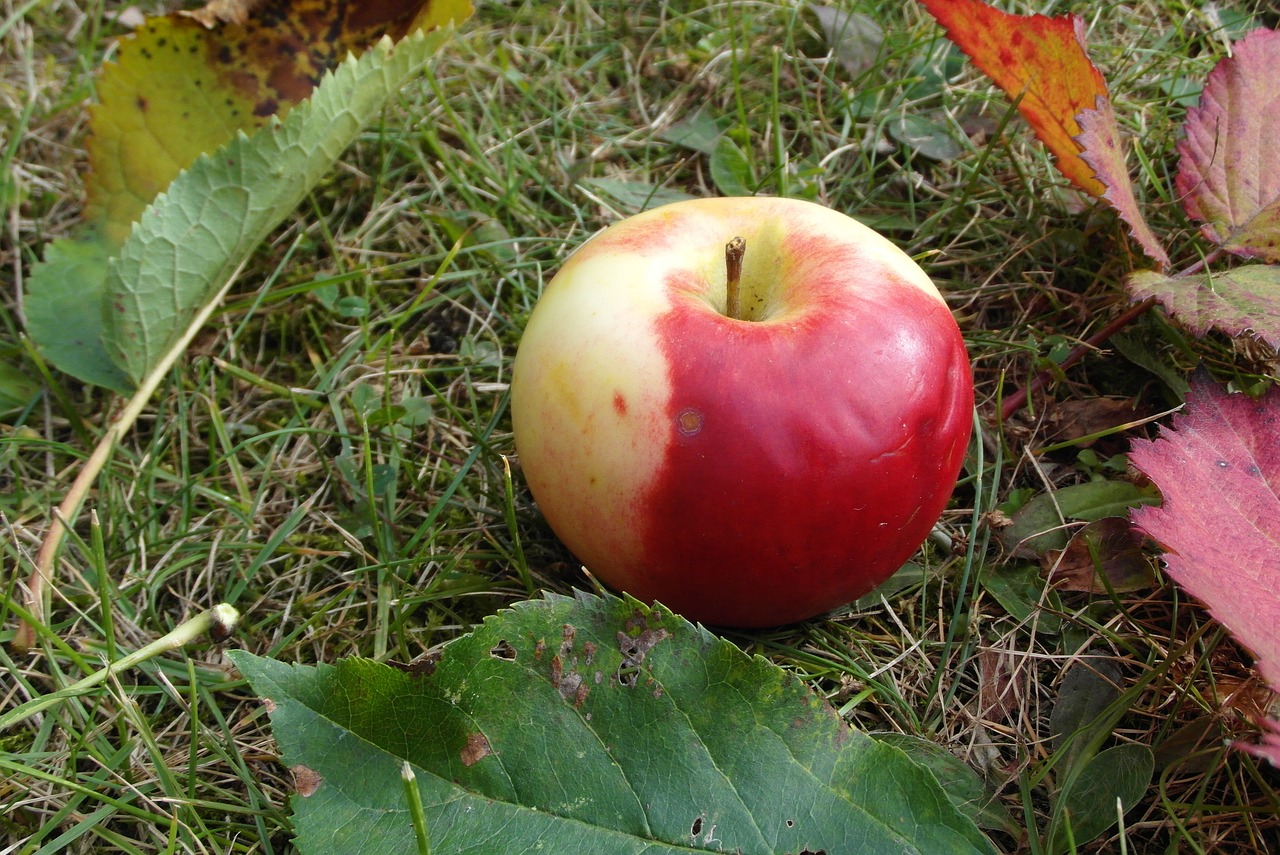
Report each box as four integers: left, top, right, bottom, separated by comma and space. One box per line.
1129, 374, 1280, 763
1175, 28, 1280, 261
1076, 97, 1169, 267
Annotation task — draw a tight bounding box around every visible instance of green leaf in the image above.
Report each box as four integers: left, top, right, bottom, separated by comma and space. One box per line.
981, 563, 1063, 634
100, 23, 464, 387
576, 178, 698, 213
1048, 743, 1153, 854
658, 110, 724, 156
230, 592, 996, 855
0, 362, 41, 415
709, 136, 756, 196
871, 732, 1020, 837
1049, 657, 1125, 773
23, 235, 131, 393
1000, 480, 1159, 556
887, 113, 963, 161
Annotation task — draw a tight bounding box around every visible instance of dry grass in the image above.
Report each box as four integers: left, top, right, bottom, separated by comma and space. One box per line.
2, 0, 1279, 852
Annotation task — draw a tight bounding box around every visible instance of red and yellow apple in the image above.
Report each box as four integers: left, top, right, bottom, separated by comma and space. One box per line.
511, 196, 972, 627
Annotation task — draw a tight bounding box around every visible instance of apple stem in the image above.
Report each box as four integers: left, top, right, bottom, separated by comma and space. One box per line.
725, 236, 746, 320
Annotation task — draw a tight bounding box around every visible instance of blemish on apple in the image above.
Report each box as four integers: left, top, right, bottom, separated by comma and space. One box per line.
676, 407, 704, 437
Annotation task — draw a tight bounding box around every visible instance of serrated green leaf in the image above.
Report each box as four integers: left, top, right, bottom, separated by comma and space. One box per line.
23, 235, 131, 392
231, 592, 996, 855
101, 23, 464, 387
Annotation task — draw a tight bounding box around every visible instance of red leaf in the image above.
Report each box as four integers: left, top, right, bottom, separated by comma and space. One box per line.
1129, 375, 1280, 763
1076, 98, 1170, 267
1175, 28, 1280, 262
1127, 265, 1280, 349
920, 0, 1108, 196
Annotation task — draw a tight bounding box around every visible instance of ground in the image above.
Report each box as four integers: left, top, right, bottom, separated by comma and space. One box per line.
2, 0, 1278, 852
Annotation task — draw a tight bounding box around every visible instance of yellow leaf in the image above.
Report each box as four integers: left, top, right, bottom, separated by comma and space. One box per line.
84, 0, 472, 245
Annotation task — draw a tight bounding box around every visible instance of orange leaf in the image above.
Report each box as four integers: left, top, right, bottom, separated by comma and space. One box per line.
84, 0, 471, 245
920, 0, 1108, 197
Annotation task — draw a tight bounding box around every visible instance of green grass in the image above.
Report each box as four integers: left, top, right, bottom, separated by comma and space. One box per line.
3, 0, 1279, 852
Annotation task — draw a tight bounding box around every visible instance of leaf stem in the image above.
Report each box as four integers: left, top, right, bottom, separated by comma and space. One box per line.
1000, 297, 1157, 422
999, 248, 1224, 422
0, 604, 239, 731
724, 236, 746, 320
16, 258, 250, 651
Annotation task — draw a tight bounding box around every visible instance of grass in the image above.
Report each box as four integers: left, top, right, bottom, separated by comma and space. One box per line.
2, 0, 1279, 852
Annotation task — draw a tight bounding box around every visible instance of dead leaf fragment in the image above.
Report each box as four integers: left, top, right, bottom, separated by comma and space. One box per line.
291, 764, 323, 797
460, 732, 492, 767
1046, 395, 1149, 446
180, 0, 267, 28
1043, 517, 1153, 594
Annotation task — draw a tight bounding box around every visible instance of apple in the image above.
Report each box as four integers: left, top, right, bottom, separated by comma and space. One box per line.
510, 196, 973, 627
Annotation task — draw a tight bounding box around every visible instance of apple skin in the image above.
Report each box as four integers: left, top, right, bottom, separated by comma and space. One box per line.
511, 196, 973, 627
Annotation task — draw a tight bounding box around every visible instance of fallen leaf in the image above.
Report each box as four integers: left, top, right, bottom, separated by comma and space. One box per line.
230, 593, 998, 853
1046, 395, 1149, 446
1129, 373, 1280, 762
977, 647, 1021, 722
1001, 480, 1159, 557
1175, 28, 1280, 262
1043, 518, 1153, 594
1075, 97, 1170, 267
919, 0, 1109, 196
1127, 265, 1280, 350
85, 0, 471, 244
810, 6, 884, 77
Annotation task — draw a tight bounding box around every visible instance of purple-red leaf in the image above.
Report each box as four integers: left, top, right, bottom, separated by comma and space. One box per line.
1175, 28, 1280, 261
1129, 375, 1280, 763
1076, 98, 1170, 267
1127, 265, 1280, 348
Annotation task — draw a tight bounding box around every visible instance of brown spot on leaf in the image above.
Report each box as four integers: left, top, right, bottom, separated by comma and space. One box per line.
460, 732, 492, 767
489, 639, 516, 660
263, 697, 277, 713
616, 628, 669, 687
291, 764, 322, 796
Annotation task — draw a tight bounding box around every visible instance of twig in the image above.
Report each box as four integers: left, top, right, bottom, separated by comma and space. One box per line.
1000, 297, 1157, 422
